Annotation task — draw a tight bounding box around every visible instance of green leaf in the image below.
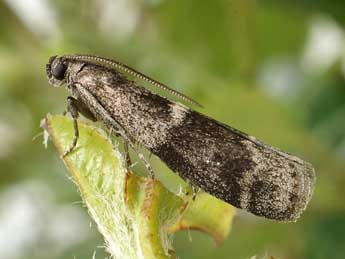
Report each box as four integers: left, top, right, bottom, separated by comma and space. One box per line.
41, 114, 235, 258
169, 192, 235, 246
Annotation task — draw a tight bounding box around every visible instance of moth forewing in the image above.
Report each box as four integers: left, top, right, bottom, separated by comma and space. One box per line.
46, 54, 316, 222
152, 110, 315, 221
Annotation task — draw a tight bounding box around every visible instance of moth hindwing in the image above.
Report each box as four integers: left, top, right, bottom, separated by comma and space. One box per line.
46, 54, 316, 222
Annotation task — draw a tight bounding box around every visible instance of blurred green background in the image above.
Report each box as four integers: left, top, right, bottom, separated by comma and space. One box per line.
0, 0, 344, 258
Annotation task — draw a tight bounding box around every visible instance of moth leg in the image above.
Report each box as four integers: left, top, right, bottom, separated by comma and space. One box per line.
126, 138, 154, 178
62, 96, 81, 157
124, 137, 154, 179
119, 135, 154, 178
191, 185, 200, 201
108, 127, 121, 139
108, 125, 155, 179
137, 151, 154, 179
123, 140, 132, 170
105, 127, 132, 171
73, 98, 97, 121
184, 182, 199, 200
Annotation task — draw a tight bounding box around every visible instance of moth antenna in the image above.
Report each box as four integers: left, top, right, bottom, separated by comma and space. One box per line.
64, 54, 203, 108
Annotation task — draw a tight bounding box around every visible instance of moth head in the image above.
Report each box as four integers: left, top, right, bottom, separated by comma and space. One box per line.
46, 55, 68, 87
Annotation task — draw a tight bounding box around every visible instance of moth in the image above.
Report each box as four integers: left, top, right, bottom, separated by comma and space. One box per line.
46, 54, 315, 221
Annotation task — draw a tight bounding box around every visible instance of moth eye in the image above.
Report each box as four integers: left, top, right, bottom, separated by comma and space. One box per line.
52, 62, 67, 80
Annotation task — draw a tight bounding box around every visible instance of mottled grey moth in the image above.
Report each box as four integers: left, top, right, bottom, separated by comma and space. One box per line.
46, 54, 315, 222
